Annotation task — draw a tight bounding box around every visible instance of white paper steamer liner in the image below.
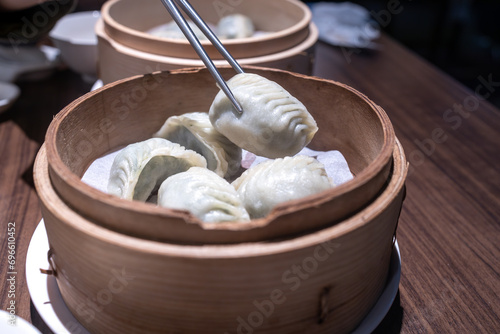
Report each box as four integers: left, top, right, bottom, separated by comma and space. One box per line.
82, 146, 353, 193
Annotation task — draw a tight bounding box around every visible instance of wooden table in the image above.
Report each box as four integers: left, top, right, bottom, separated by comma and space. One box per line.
1, 34, 499, 333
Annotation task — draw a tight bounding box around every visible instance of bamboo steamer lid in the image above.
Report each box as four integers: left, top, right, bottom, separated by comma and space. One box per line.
43, 67, 395, 244
33, 138, 407, 334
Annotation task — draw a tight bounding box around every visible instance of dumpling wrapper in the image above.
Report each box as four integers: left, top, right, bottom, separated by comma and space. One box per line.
107, 138, 207, 201
217, 14, 255, 39
232, 155, 333, 219
158, 167, 250, 223
209, 73, 318, 158
153, 112, 241, 179
148, 20, 208, 40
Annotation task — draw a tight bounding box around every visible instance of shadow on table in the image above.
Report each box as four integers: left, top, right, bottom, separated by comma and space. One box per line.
30, 291, 405, 334
30, 301, 54, 334
0, 69, 93, 144
0, 69, 93, 190
372, 290, 404, 333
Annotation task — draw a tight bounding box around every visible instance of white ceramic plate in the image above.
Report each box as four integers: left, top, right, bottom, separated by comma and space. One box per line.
26, 220, 400, 333
26, 221, 92, 334
0, 310, 41, 334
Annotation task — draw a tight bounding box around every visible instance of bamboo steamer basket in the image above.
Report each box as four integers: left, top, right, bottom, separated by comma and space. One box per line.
34, 138, 407, 334
101, 0, 312, 60
43, 66, 396, 244
96, 19, 318, 84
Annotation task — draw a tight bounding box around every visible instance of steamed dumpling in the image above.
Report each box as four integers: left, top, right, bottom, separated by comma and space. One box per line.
148, 20, 208, 40
153, 112, 241, 179
107, 138, 206, 201
232, 155, 333, 218
217, 14, 255, 39
158, 167, 250, 223
209, 73, 318, 158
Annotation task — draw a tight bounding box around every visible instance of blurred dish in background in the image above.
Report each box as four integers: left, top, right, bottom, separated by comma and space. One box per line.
0, 0, 76, 45
49, 10, 100, 82
0, 81, 20, 114
0, 0, 75, 82
311, 1, 380, 49
0, 44, 60, 82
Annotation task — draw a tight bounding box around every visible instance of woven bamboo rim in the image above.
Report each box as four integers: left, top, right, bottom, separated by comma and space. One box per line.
101, 0, 312, 60
44, 66, 395, 244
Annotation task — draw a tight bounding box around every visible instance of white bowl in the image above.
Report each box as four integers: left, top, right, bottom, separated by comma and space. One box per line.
0, 82, 20, 114
49, 11, 100, 82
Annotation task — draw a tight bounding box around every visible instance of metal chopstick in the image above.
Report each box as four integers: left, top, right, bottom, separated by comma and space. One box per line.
160, 0, 244, 114
176, 0, 244, 74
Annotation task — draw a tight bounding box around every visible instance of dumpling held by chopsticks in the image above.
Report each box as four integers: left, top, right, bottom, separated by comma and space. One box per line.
209, 73, 318, 158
